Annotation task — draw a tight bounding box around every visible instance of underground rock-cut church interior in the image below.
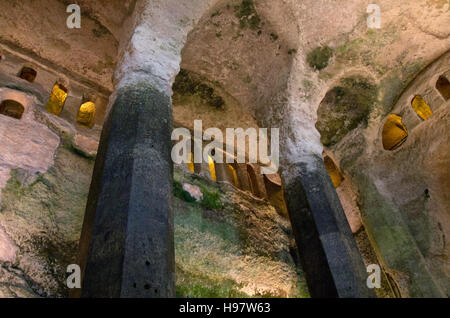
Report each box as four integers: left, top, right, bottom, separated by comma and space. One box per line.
0, 0, 449, 298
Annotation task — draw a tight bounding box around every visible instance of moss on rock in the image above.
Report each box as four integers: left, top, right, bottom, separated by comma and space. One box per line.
173, 69, 225, 109
0, 146, 94, 297
233, 0, 261, 31
316, 76, 378, 146
307, 46, 333, 70
173, 169, 308, 298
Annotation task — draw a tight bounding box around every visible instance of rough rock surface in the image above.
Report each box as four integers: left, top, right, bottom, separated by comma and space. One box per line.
174, 168, 308, 297
0, 88, 60, 205
182, 183, 203, 201
0, 147, 308, 298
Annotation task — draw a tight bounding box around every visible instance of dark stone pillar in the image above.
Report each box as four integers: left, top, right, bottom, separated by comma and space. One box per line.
283, 156, 375, 298
73, 83, 175, 298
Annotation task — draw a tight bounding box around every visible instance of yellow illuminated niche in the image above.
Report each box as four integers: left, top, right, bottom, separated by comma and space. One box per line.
324, 156, 343, 188
382, 114, 408, 151
77, 101, 96, 128
187, 153, 195, 173
208, 156, 216, 181
227, 164, 239, 187
46, 84, 68, 115
411, 95, 432, 121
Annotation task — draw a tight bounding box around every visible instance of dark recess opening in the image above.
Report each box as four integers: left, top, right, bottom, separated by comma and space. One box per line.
0, 100, 25, 119
436, 75, 450, 100
19, 67, 37, 83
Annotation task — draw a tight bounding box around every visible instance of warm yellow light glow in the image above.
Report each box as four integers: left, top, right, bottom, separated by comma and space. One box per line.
187, 153, 195, 173
411, 95, 432, 121
382, 114, 408, 150
324, 156, 343, 188
227, 165, 239, 187
46, 84, 67, 115
208, 156, 216, 181
77, 101, 96, 128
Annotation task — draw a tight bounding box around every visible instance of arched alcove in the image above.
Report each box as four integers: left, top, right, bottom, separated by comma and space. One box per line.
227, 164, 239, 188
263, 174, 288, 216
316, 77, 377, 146
411, 95, 432, 121
77, 101, 96, 128
46, 83, 68, 116
436, 75, 450, 100
247, 164, 261, 197
382, 114, 408, 151
187, 153, 195, 173
324, 156, 343, 188
0, 99, 24, 119
19, 67, 37, 83
208, 155, 216, 181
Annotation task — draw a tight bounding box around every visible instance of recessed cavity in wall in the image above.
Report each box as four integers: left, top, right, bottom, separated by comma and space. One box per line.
46, 83, 68, 115
436, 75, 450, 100
187, 153, 195, 173
19, 67, 37, 83
324, 156, 343, 188
77, 101, 96, 129
0, 99, 24, 119
208, 156, 217, 181
411, 95, 433, 121
382, 114, 408, 151
227, 164, 239, 187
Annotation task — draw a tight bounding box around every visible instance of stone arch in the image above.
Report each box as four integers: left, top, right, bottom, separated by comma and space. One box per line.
46, 83, 68, 116
411, 95, 433, 121
436, 75, 450, 101
19, 66, 37, 83
382, 114, 408, 151
0, 99, 24, 120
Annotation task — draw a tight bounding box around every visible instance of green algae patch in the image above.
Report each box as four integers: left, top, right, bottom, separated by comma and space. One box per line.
173, 69, 225, 109
307, 46, 333, 70
316, 76, 378, 146
233, 0, 261, 31
173, 169, 309, 298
